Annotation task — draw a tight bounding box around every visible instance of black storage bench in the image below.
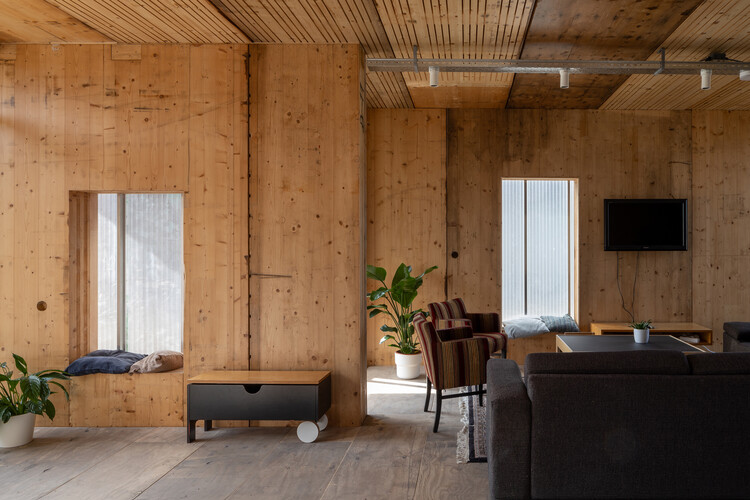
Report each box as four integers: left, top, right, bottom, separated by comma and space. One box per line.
186, 370, 331, 443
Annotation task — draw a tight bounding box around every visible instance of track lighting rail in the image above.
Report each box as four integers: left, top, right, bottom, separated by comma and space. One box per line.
367, 57, 750, 76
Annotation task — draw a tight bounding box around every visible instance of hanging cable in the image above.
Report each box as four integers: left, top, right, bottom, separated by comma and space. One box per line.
616, 251, 640, 323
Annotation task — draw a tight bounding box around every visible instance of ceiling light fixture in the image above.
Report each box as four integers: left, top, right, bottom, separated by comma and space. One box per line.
700, 68, 712, 90
368, 52, 750, 80
429, 66, 439, 87
559, 68, 570, 89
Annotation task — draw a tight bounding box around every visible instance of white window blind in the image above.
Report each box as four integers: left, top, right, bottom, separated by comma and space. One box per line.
97, 194, 184, 353
502, 179, 576, 321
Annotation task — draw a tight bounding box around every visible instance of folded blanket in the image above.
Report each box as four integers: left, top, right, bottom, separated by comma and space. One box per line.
503, 314, 579, 339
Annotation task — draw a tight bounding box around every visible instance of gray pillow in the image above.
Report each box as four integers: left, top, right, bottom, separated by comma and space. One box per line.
540, 314, 580, 333
503, 316, 550, 339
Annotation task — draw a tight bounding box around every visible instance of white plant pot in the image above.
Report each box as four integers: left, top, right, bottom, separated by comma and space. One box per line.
634, 328, 650, 344
394, 351, 422, 379
0, 413, 36, 448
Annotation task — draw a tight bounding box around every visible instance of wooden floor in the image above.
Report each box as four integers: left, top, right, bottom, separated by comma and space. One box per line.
0, 366, 488, 499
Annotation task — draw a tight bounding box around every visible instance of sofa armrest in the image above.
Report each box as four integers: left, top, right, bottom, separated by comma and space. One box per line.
487, 359, 531, 500
724, 322, 750, 342
466, 312, 501, 333
436, 326, 474, 342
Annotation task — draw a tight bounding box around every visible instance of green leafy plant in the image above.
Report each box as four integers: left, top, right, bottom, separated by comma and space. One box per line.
628, 320, 653, 330
0, 354, 70, 424
366, 263, 437, 355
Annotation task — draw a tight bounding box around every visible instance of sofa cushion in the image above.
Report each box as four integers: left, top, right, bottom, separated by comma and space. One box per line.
540, 314, 580, 333
688, 352, 750, 375
525, 351, 690, 376
724, 322, 750, 342
503, 316, 549, 339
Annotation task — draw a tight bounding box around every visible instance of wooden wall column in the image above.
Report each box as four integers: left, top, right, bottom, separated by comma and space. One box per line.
248, 44, 367, 426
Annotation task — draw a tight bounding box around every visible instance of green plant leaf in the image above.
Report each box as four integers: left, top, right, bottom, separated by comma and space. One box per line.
39, 380, 50, 401
366, 265, 387, 282
391, 263, 411, 288
368, 309, 385, 318
415, 265, 438, 279
12, 354, 27, 376
380, 325, 398, 333
366, 304, 387, 310
367, 287, 388, 301
379, 334, 396, 344
43, 399, 55, 421
48, 381, 70, 400
0, 407, 10, 424
21, 375, 41, 400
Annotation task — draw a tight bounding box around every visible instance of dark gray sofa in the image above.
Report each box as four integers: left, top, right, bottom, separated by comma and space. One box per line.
487, 350, 750, 499
723, 322, 750, 352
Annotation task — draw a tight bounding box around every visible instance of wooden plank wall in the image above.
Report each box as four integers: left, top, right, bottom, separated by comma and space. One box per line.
0, 44, 249, 426
248, 44, 366, 426
366, 109, 446, 366
692, 111, 750, 352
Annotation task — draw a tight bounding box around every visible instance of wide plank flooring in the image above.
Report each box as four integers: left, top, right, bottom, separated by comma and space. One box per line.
0, 367, 488, 499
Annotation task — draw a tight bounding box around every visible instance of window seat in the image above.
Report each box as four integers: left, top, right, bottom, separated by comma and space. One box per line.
69, 370, 184, 427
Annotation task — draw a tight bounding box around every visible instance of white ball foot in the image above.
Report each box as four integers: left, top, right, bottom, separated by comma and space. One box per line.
297, 421, 320, 443
316, 413, 328, 431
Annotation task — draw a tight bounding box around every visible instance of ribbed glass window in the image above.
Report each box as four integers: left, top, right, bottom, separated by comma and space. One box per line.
97, 194, 184, 353
502, 180, 576, 320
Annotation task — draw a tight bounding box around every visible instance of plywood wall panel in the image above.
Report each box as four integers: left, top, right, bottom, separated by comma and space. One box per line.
366, 109, 446, 366
0, 44, 249, 427
446, 110, 694, 351
248, 44, 366, 426
692, 110, 750, 352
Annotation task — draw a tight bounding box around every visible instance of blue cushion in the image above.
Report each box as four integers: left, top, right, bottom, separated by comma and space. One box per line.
65, 350, 146, 376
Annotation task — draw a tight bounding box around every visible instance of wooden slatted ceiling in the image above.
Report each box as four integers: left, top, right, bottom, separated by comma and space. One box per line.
603, 0, 750, 110
0, 0, 110, 42
374, 0, 534, 108
506, 0, 703, 109
209, 0, 412, 108
45, 0, 249, 43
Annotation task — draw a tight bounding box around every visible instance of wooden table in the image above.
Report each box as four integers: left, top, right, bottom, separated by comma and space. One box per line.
186, 370, 331, 443
556, 334, 703, 354
590, 322, 712, 345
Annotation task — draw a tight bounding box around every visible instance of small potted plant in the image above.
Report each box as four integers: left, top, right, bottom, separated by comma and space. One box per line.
0, 354, 70, 448
629, 320, 653, 344
367, 263, 437, 379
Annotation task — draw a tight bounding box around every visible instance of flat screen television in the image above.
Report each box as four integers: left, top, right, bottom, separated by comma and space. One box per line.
604, 199, 687, 251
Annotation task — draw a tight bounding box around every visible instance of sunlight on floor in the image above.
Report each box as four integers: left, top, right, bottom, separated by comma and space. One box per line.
367, 366, 427, 395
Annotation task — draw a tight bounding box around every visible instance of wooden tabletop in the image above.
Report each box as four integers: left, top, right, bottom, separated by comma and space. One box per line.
556, 334, 702, 354
591, 322, 711, 333
187, 370, 331, 385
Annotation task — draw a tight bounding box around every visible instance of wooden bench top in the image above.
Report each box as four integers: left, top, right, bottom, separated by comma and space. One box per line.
187, 370, 331, 385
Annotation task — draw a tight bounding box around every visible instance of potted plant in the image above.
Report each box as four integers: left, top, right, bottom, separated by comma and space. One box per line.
0, 354, 69, 448
367, 263, 437, 379
629, 320, 653, 344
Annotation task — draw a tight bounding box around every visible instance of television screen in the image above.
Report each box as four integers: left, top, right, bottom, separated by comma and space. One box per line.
604, 199, 687, 251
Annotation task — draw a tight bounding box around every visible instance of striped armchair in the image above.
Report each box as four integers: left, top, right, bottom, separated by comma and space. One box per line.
413, 312, 492, 432
428, 298, 507, 357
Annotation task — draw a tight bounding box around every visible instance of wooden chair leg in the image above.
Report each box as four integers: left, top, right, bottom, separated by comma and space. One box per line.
424, 378, 432, 412
433, 390, 442, 433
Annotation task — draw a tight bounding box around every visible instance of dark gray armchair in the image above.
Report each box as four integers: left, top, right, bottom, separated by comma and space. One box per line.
723, 322, 750, 352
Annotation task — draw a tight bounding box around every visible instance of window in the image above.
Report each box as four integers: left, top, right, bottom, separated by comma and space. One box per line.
502, 179, 576, 320
97, 194, 184, 353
